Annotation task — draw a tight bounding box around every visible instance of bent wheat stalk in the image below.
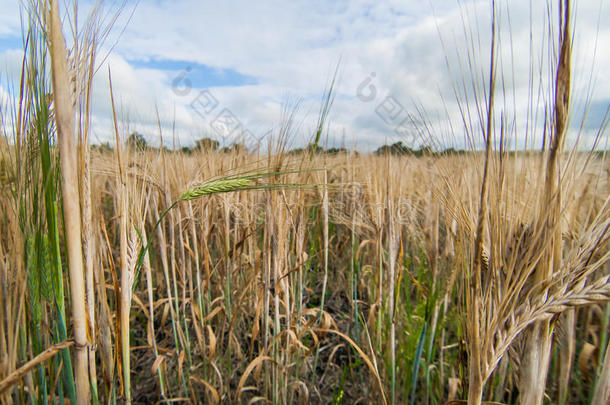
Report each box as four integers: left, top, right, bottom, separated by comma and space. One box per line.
0, 340, 75, 395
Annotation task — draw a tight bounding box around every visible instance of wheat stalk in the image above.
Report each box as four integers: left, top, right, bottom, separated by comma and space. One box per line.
47, 1, 90, 402
520, 2, 572, 402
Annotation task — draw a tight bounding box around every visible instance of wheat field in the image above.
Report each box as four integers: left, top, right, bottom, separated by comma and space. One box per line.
0, 1, 609, 404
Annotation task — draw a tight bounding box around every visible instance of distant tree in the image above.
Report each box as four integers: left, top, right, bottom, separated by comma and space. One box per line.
440, 147, 467, 156
288, 145, 355, 156
220, 143, 247, 154
195, 137, 220, 151
92, 142, 113, 153
374, 144, 390, 155
288, 147, 305, 155
326, 147, 348, 155
414, 145, 432, 157
180, 146, 194, 155
306, 143, 324, 154
374, 141, 414, 156
125, 132, 147, 151
287, 144, 323, 155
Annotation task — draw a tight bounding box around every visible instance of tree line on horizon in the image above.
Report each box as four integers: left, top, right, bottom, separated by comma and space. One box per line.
91, 132, 607, 157
93, 132, 454, 156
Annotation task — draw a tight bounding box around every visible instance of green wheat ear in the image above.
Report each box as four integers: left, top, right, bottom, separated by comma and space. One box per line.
134, 169, 311, 289
40, 234, 53, 302
26, 236, 42, 324
179, 177, 253, 200
26, 234, 53, 324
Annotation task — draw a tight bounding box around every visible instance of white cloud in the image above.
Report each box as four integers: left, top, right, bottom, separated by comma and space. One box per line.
2, 0, 608, 151
0, 1, 20, 38
0, 49, 25, 85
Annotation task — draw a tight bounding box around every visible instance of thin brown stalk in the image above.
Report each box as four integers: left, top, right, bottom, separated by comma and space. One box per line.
387, 197, 398, 405
467, 1, 496, 403
140, 217, 166, 397
77, 26, 99, 405
108, 69, 131, 403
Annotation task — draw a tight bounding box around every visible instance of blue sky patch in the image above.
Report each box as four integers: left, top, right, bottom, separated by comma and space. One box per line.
581, 99, 609, 130
128, 58, 257, 88
0, 35, 24, 52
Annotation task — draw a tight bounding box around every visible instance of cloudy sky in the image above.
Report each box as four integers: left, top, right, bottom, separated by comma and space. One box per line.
0, 0, 608, 151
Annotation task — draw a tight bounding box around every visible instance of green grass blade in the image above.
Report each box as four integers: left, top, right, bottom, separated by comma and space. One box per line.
409, 321, 428, 405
